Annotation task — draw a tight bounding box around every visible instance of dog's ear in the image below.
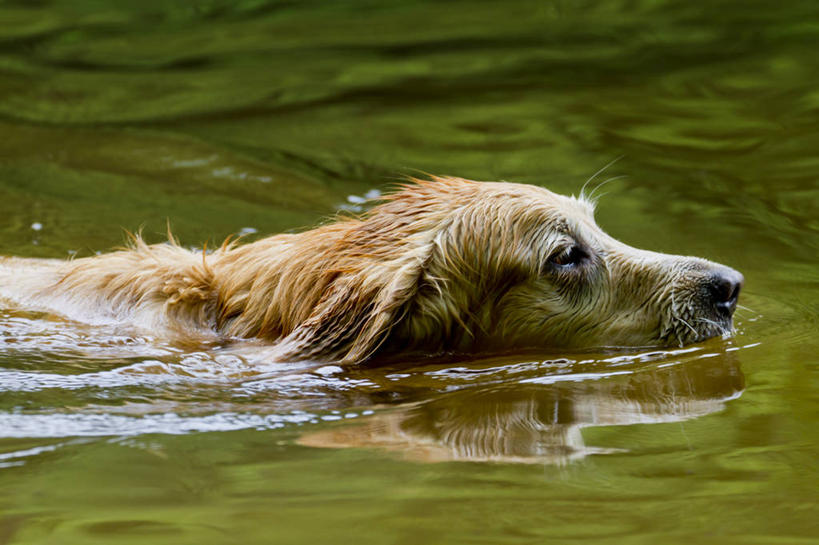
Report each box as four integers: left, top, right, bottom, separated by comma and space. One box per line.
278, 243, 432, 364
276, 177, 473, 364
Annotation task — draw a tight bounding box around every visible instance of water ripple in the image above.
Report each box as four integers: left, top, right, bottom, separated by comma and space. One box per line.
0, 411, 325, 439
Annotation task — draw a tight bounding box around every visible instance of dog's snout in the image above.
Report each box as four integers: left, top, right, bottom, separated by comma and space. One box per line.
709, 269, 743, 316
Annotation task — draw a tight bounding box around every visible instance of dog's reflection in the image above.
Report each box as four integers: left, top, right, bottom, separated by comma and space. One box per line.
300, 357, 744, 463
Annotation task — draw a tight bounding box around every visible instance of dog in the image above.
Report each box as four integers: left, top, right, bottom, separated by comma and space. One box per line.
0, 176, 743, 364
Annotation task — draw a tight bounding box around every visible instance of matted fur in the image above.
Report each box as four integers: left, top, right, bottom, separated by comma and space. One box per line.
0, 177, 742, 363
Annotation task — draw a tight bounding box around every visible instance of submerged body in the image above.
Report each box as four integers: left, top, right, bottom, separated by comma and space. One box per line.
0, 177, 742, 363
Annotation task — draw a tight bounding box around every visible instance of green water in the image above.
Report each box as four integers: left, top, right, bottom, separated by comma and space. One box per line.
1, 1, 818, 543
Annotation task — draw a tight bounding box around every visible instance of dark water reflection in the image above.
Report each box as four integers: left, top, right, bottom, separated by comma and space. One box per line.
302, 355, 745, 463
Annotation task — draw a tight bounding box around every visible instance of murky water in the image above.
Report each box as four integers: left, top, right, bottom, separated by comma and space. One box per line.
1, 1, 818, 543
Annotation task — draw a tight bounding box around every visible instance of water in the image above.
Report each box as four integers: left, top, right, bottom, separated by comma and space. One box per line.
1, 1, 818, 543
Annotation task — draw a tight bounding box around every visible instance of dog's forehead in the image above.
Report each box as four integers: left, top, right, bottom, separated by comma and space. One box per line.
482, 182, 595, 220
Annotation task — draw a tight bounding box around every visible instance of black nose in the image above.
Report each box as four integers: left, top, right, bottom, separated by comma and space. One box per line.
710, 270, 743, 317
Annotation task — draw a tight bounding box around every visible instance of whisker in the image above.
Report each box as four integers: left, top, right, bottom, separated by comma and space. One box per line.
589, 175, 629, 203
695, 317, 728, 334
580, 156, 624, 200
678, 317, 699, 337
736, 304, 757, 314
591, 190, 612, 203
668, 290, 683, 347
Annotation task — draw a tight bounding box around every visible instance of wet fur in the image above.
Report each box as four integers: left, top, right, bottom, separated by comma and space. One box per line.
0, 177, 737, 363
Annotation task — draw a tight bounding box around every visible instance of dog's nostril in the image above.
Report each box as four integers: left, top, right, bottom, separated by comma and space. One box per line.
710, 270, 743, 315
715, 277, 738, 303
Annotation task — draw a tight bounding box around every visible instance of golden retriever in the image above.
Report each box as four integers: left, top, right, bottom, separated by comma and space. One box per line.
0, 177, 743, 363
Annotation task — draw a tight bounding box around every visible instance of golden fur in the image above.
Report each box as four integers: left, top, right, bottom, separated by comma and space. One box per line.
0, 177, 742, 363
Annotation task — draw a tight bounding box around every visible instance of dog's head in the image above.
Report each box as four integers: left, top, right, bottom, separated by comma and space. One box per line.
281, 177, 742, 363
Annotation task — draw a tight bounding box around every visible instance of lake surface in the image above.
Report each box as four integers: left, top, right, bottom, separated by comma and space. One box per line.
1, 1, 818, 543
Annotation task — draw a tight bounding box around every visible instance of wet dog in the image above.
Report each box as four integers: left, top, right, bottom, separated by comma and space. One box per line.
0, 177, 743, 363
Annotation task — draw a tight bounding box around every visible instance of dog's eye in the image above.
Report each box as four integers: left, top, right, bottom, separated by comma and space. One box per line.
548, 245, 587, 268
